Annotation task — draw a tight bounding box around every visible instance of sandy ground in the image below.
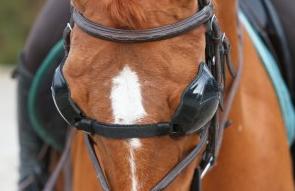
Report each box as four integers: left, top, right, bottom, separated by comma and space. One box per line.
0, 66, 19, 191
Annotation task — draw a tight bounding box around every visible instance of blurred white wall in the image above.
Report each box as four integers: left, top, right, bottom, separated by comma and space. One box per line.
0, 66, 19, 191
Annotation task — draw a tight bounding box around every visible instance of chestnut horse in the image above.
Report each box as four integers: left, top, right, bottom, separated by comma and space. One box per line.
53, 0, 293, 190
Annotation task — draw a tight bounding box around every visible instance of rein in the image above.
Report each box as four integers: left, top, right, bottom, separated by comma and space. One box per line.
46, 0, 243, 190
84, 125, 210, 191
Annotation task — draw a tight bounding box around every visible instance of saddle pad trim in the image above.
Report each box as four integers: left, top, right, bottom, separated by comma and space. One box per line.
28, 39, 64, 150
239, 11, 295, 144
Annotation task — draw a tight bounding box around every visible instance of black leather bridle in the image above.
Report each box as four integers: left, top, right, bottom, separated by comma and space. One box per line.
49, 0, 243, 190
72, 2, 213, 43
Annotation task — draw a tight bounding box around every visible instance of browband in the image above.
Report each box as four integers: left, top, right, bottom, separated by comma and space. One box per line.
72, 2, 213, 43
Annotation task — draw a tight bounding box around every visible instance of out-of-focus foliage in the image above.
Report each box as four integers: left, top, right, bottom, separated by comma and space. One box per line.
0, 0, 44, 65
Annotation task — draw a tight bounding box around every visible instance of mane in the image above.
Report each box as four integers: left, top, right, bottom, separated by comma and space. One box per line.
106, 0, 147, 29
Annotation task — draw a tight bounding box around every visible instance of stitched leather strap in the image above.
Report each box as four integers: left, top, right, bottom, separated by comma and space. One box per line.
84, 135, 111, 191
150, 127, 209, 191
84, 126, 209, 191
72, 3, 213, 43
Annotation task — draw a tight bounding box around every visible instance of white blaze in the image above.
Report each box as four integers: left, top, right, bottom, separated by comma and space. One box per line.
110, 65, 146, 124
128, 138, 141, 191
110, 65, 145, 191
128, 138, 142, 150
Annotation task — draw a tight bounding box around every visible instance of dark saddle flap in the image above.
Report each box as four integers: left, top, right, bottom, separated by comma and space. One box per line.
239, 0, 295, 103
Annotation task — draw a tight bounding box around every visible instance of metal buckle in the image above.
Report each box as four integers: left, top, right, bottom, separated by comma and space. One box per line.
67, 23, 73, 31
209, 15, 217, 32
201, 156, 214, 179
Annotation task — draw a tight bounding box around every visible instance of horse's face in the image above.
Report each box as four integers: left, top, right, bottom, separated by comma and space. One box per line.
64, 0, 207, 190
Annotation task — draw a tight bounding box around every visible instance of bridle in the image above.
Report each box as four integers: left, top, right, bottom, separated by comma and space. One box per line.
49, 0, 243, 190
72, 1, 213, 43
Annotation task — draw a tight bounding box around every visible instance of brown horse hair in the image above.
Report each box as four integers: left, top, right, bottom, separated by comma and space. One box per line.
106, 0, 147, 29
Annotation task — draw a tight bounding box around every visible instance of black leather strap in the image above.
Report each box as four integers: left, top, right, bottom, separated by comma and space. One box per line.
84, 135, 111, 191
190, 169, 201, 191
72, 2, 213, 43
76, 119, 174, 139
84, 125, 209, 191
150, 127, 208, 191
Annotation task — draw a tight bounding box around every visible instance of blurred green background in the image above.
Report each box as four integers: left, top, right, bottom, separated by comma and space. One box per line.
0, 0, 44, 65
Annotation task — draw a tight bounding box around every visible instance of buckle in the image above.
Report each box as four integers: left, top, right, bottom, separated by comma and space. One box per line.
201, 156, 214, 179
67, 23, 73, 31
63, 23, 73, 54
209, 15, 217, 32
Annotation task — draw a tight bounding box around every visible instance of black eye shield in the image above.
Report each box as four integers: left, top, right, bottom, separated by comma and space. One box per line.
51, 61, 220, 138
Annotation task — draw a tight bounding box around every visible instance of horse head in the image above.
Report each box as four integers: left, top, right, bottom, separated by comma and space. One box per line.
52, 0, 237, 190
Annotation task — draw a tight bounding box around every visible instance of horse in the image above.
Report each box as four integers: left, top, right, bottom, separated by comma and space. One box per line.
51, 0, 293, 190
17, 0, 294, 190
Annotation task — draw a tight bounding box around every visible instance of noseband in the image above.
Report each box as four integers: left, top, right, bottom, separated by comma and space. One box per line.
51, 0, 241, 190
